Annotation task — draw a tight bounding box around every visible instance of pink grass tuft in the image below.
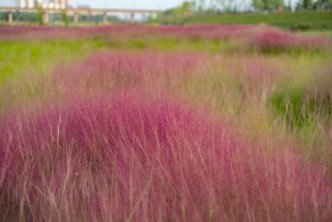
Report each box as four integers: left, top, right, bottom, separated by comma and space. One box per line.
251, 30, 331, 51
0, 91, 331, 221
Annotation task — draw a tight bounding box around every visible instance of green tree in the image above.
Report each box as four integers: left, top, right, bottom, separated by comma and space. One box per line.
316, 0, 332, 9
253, 0, 284, 11
197, 0, 206, 11
216, 0, 238, 12
61, 10, 69, 27
253, 0, 266, 10
181, 1, 196, 12
287, 0, 292, 10
161, 1, 196, 23
302, 0, 313, 9
35, 0, 44, 25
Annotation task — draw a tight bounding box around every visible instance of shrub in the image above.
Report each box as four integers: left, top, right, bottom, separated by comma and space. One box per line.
289, 24, 311, 31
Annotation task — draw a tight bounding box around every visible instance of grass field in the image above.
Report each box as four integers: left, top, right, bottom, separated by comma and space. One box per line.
177, 11, 332, 31
298, 30, 332, 40
0, 25, 331, 221
0, 41, 104, 85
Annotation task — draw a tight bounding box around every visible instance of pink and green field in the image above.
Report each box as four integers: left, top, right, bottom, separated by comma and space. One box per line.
0, 25, 331, 221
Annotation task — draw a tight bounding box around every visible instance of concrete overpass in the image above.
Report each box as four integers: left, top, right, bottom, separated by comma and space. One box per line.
0, 7, 162, 24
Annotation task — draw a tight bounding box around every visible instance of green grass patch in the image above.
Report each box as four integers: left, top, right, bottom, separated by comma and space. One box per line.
268, 86, 332, 150
100, 37, 237, 53
0, 40, 104, 85
183, 11, 332, 31
269, 87, 318, 128
298, 30, 332, 40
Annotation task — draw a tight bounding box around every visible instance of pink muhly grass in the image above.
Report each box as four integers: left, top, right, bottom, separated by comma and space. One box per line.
222, 55, 284, 79
0, 25, 270, 41
0, 91, 331, 221
54, 52, 208, 96
3, 25, 330, 52
1, 25, 330, 52
220, 55, 288, 101
251, 30, 331, 51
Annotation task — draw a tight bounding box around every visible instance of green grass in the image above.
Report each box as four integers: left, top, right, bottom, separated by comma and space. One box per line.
103, 37, 233, 53
182, 11, 332, 31
1, 32, 329, 88
0, 40, 104, 85
298, 30, 332, 40
269, 87, 317, 128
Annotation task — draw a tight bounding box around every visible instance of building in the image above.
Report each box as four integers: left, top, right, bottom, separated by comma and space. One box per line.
13, 0, 72, 9
41, 0, 71, 9
15, 0, 35, 8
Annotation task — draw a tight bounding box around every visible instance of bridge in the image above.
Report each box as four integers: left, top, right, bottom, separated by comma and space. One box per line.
0, 7, 162, 25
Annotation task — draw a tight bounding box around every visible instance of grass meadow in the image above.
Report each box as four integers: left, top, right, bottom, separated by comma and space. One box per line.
0, 25, 331, 221
175, 11, 332, 31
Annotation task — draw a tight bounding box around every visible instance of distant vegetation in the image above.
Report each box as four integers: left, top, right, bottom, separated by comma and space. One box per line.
161, 0, 332, 30
181, 11, 332, 31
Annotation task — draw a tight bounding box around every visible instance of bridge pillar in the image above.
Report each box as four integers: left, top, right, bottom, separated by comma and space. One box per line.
8, 11, 13, 23
43, 11, 49, 25
103, 12, 108, 24
74, 12, 79, 24
130, 13, 135, 24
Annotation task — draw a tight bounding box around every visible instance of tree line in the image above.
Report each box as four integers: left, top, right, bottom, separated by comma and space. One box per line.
252, 0, 332, 11
173, 0, 332, 13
